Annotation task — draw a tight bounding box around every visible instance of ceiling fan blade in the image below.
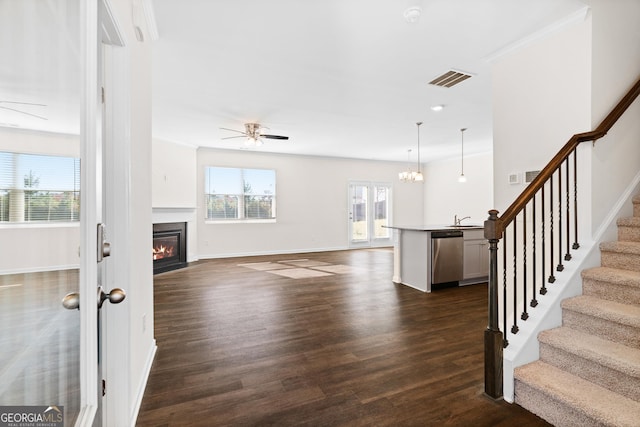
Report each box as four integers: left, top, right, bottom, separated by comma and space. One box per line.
0, 101, 47, 107
221, 135, 247, 140
0, 106, 47, 120
219, 127, 247, 135
261, 134, 289, 140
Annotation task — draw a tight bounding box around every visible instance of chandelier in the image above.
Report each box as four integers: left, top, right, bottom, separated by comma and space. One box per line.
399, 122, 424, 182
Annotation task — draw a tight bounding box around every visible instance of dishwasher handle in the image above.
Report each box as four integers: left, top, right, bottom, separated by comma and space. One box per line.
431, 230, 463, 239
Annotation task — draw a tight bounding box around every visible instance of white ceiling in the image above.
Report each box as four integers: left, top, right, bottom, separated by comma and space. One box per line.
0, 0, 81, 134
151, 0, 588, 163
0, 0, 588, 164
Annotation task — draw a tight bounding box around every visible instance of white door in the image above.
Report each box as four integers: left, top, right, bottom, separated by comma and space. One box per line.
0, 1, 126, 426
348, 182, 392, 248
97, 3, 129, 423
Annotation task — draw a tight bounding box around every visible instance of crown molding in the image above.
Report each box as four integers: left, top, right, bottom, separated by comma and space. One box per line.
483, 6, 590, 64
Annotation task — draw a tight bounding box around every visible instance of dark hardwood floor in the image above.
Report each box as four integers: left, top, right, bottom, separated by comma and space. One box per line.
136, 249, 550, 426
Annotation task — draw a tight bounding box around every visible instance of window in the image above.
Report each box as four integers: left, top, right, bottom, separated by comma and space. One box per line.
0, 152, 80, 223
205, 167, 276, 221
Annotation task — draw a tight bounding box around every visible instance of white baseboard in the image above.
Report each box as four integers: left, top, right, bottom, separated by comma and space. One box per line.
129, 340, 157, 427
197, 245, 350, 260
0, 264, 79, 276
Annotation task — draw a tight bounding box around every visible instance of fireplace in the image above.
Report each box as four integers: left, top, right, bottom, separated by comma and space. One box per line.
153, 222, 187, 274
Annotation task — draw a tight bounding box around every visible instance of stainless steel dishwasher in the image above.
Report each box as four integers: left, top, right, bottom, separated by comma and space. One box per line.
431, 230, 464, 285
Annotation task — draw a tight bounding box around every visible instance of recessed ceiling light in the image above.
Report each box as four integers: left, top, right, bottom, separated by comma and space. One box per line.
430, 105, 444, 112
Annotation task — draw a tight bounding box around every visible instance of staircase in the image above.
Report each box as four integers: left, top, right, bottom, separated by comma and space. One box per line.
514, 195, 640, 427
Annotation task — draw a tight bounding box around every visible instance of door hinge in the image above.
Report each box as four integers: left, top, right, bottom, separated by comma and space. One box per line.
101, 87, 105, 104
102, 379, 106, 396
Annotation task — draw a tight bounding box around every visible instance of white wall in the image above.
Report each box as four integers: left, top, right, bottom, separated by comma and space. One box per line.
152, 139, 197, 207
585, 0, 640, 233
0, 128, 80, 274
195, 147, 424, 258
423, 152, 494, 225
152, 141, 494, 259
492, 18, 592, 214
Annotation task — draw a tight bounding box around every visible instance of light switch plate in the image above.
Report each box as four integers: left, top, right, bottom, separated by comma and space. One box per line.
508, 173, 520, 185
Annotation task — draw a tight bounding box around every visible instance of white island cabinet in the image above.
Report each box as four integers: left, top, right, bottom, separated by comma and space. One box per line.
388, 225, 488, 293
462, 229, 490, 284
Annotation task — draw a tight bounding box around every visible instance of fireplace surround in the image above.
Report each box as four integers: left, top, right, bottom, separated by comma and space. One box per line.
153, 222, 187, 274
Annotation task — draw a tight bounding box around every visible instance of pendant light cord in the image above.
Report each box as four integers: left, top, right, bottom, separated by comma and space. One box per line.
459, 128, 467, 182
416, 122, 422, 173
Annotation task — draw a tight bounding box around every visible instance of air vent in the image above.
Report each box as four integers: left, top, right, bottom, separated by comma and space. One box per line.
525, 170, 541, 183
428, 70, 473, 88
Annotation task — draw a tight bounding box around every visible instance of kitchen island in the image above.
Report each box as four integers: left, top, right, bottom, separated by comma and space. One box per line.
386, 225, 488, 292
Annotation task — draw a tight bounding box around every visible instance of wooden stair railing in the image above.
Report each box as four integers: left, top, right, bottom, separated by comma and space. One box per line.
483, 75, 640, 400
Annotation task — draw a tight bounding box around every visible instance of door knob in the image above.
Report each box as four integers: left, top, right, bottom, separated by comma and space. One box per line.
62, 292, 80, 310
62, 287, 126, 310
98, 286, 126, 308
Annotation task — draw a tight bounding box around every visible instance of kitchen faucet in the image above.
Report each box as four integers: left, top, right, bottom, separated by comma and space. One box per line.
454, 215, 471, 225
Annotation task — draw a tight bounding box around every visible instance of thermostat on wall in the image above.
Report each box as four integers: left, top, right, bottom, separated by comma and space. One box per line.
508, 173, 520, 185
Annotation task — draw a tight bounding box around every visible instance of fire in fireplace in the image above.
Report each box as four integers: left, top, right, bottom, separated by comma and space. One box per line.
153, 238, 175, 260
152, 222, 187, 274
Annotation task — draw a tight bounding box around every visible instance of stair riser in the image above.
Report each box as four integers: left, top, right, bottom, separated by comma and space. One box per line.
562, 310, 640, 348
619, 226, 640, 242
600, 251, 640, 273
514, 379, 603, 427
539, 343, 640, 402
634, 202, 640, 218
582, 279, 640, 305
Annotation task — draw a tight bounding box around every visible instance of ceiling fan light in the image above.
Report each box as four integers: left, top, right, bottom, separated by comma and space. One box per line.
245, 136, 259, 146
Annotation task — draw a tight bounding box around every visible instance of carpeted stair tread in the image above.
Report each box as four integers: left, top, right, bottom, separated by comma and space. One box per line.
617, 217, 640, 242
582, 266, 640, 289
515, 361, 640, 426
581, 266, 640, 304
618, 217, 640, 226
562, 295, 640, 328
599, 240, 640, 255
538, 326, 640, 379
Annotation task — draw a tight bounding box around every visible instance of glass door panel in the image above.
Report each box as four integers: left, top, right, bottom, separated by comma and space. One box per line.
0, 0, 82, 425
373, 185, 390, 239
350, 183, 368, 242
349, 182, 392, 247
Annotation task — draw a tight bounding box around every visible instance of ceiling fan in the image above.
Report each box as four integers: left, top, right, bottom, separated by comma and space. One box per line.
0, 101, 47, 120
220, 123, 288, 146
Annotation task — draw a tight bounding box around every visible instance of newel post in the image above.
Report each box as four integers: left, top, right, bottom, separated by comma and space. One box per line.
484, 209, 503, 399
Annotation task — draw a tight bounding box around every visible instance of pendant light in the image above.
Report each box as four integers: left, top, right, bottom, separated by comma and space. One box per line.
398, 149, 413, 182
458, 128, 467, 183
398, 122, 424, 182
